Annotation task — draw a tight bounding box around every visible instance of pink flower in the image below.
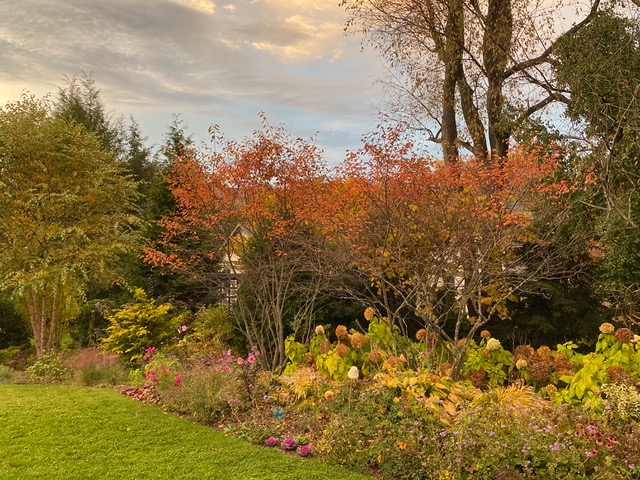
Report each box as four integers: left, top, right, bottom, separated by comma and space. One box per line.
215, 366, 222, 372
180, 325, 187, 332
247, 354, 255, 364
265, 437, 278, 447
237, 357, 244, 365
174, 374, 182, 386
223, 365, 231, 371
297, 444, 312, 457
281, 438, 297, 450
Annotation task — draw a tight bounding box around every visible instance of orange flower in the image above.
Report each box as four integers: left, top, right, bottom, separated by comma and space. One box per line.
364, 307, 375, 321
397, 441, 407, 450
336, 325, 349, 341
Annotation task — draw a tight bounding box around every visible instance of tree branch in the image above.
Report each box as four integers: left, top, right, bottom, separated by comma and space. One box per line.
504, 0, 602, 79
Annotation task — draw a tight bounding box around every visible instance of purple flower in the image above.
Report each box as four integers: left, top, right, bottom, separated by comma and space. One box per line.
297, 444, 312, 457
265, 437, 278, 447
281, 438, 297, 450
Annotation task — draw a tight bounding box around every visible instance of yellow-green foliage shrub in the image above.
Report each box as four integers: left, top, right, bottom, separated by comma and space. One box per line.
101, 289, 187, 365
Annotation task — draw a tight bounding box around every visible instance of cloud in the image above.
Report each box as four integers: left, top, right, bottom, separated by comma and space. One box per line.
0, 0, 386, 163
169, 0, 216, 14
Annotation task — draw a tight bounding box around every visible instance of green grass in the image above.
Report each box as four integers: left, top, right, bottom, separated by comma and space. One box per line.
0, 385, 372, 480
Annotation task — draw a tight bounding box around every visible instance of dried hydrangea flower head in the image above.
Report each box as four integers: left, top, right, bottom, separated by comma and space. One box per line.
335, 343, 349, 358
364, 307, 375, 321
368, 350, 382, 364
599, 322, 615, 334
614, 328, 632, 344
335, 325, 349, 341
349, 332, 367, 350
486, 338, 501, 351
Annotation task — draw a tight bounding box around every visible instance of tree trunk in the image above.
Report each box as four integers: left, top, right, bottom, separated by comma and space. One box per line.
484, 0, 513, 160
441, 0, 464, 164
24, 279, 64, 358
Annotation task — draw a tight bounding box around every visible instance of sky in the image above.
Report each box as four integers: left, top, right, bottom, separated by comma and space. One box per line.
0, 0, 387, 164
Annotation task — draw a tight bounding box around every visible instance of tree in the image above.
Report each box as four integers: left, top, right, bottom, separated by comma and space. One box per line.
54, 73, 125, 155
342, 0, 621, 162
0, 95, 140, 357
553, 9, 640, 322
145, 117, 338, 370
326, 125, 584, 377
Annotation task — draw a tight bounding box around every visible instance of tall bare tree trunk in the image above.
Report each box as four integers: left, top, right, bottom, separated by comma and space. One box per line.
484, 0, 513, 160
441, 0, 464, 164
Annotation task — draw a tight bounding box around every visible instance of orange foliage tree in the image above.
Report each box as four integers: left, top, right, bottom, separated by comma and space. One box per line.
144, 117, 337, 370
326, 125, 584, 378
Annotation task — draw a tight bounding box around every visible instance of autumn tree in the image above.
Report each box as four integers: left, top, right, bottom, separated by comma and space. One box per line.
342, 0, 627, 162
0, 95, 140, 357
328, 125, 584, 378
145, 118, 337, 370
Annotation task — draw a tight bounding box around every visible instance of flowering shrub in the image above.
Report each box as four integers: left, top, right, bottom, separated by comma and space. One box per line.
461, 336, 513, 388
27, 352, 71, 383
152, 347, 261, 423
143, 349, 181, 388
316, 383, 441, 479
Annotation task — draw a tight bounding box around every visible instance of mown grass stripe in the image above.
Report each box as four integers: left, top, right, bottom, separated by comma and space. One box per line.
0, 385, 372, 480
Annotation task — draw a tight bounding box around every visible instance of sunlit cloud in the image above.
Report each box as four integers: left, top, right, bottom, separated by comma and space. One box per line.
169, 0, 216, 15
258, 0, 338, 11
248, 13, 344, 62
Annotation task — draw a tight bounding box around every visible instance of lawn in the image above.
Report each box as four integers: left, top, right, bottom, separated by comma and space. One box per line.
0, 385, 372, 480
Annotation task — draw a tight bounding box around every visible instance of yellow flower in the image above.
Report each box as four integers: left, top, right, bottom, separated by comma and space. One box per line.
376, 454, 382, 463
315, 325, 325, 336
323, 390, 335, 400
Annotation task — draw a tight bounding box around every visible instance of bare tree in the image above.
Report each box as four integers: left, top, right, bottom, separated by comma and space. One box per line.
342, 0, 622, 162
